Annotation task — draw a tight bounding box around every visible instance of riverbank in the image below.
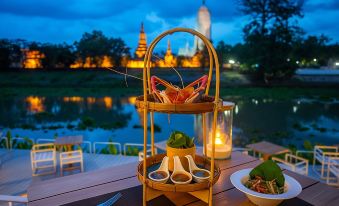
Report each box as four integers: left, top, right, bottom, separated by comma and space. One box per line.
1, 70, 339, 99
2, 69, 339, 88
2, 86, 339, 102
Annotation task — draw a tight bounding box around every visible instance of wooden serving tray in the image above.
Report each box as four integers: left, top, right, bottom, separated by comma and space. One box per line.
135, 94, 216, 114
137, 154, 221, 192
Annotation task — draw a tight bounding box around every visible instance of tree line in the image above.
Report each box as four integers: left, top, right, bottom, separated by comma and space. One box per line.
0, 30, 130, 69
216, 0, 339, 82
1, 0, 339, 82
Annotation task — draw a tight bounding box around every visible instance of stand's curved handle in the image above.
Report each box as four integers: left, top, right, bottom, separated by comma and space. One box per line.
143, 28, 220, 103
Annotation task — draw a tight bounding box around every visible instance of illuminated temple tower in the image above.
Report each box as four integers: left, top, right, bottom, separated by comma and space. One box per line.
195, 0, 211, 51
157, 39, 177, 67
22, 49, 45, 69
135, 23, 147, 59
127, 23, 149, 68
178, 0, 211, 57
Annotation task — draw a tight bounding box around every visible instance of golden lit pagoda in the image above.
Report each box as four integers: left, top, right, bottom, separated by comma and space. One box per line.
126, 22, 151, 68
25, 96, 45, 113
70, 55, 113, 68
22, 49, 45, 69
135, 22, 147, 58
181, 45, 203, 68
157, 39, 177, 68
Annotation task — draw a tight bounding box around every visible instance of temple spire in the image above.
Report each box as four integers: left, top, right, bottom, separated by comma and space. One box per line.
140, 22, 144, 33
167, 39, 171, 52
202, 0, 206, 5
135, 22, 147, 58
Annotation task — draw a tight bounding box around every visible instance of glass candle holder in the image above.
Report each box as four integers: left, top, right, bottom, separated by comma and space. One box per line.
205, 101, 234, 159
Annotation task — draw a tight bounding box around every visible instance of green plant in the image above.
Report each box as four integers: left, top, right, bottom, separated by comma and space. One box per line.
167, 131, 194, 149
303, 140, 313, 151
100, 139, 118, 155
0, 131, 11, 148
6, 131, 12, 147
125, 146, 140, 156
12, 137, 33, 150
298, 140, 315, 163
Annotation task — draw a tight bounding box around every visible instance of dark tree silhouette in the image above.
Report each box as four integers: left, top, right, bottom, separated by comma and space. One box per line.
39, 43, 76, 68
74, 30, 130, 67
0, 39, 21, 68
240, 0, 304, 83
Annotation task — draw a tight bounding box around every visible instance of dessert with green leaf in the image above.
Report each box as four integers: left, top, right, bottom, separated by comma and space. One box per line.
166, 131, 196, 171
167, 131, 195, 149
245, 160, 285, 194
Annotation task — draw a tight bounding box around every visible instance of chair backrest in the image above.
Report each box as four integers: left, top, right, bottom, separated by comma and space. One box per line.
32, 143, 55, 151
286, 153, 308, 163
60, 150, 83, 160
272, 157, 295, 171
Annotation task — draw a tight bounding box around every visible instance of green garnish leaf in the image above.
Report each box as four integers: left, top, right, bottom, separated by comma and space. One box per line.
167, 131, 194, 148
249, 160, 285, 187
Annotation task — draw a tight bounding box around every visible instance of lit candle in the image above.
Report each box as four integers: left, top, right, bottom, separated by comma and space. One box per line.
206, 130, 232, 159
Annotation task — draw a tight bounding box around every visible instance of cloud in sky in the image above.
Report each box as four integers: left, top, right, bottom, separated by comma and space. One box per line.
0, 0, 338, 53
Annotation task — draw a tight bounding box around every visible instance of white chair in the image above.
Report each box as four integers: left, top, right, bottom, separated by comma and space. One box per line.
313, 145, 339, 179
30, 143, 56, 176
326, 157, 339, 186
60, 150, 84, 176
272, 154, 309, 176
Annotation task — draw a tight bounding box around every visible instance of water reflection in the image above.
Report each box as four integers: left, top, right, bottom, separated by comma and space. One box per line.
26, 96, 45, 114
235, 105, 239, 115
63, 96, 84, 102
87, 97, 96, 105
0, 95, 338, 149
103, 97, 112, 109
293, 105, 298, 113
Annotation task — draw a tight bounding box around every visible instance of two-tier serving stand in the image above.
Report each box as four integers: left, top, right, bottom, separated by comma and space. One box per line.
135, 28, 223, 206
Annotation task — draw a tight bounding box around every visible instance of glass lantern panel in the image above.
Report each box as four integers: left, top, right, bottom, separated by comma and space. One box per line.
205, 101, 234, 159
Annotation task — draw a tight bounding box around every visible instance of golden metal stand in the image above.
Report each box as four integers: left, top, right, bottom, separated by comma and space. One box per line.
137, 27, 221, 206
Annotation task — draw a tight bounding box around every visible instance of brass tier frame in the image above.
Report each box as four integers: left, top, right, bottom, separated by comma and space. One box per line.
137, 154, 221, 192
138, 27, 221, 206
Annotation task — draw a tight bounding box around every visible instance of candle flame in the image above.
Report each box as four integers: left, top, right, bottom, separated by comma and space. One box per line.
216, 131, 220, 138
215, 137, 222, 145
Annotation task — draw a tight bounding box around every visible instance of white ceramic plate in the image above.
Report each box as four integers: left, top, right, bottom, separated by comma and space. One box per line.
230, 168, 302, 206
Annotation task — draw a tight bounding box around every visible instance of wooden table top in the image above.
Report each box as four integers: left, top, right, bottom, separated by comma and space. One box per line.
27, 152, 339, 206
246, 141, 290, 156
54, 135, 83, 146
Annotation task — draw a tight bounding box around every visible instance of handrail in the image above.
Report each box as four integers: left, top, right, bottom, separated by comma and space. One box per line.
93, 142, 122, 155
36, 139, 91, 153
36, 138, 55, 144
82, 141, 92, 153
272, 157, 296, 169
123, 143, 151, 156
286, 153, 309, 163
11, 137, 35, 149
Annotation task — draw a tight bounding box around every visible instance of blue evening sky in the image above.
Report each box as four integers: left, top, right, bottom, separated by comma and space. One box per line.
0, 0, 338, 53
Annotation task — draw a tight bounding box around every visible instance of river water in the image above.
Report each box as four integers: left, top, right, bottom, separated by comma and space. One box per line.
0, 94, 338, 149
